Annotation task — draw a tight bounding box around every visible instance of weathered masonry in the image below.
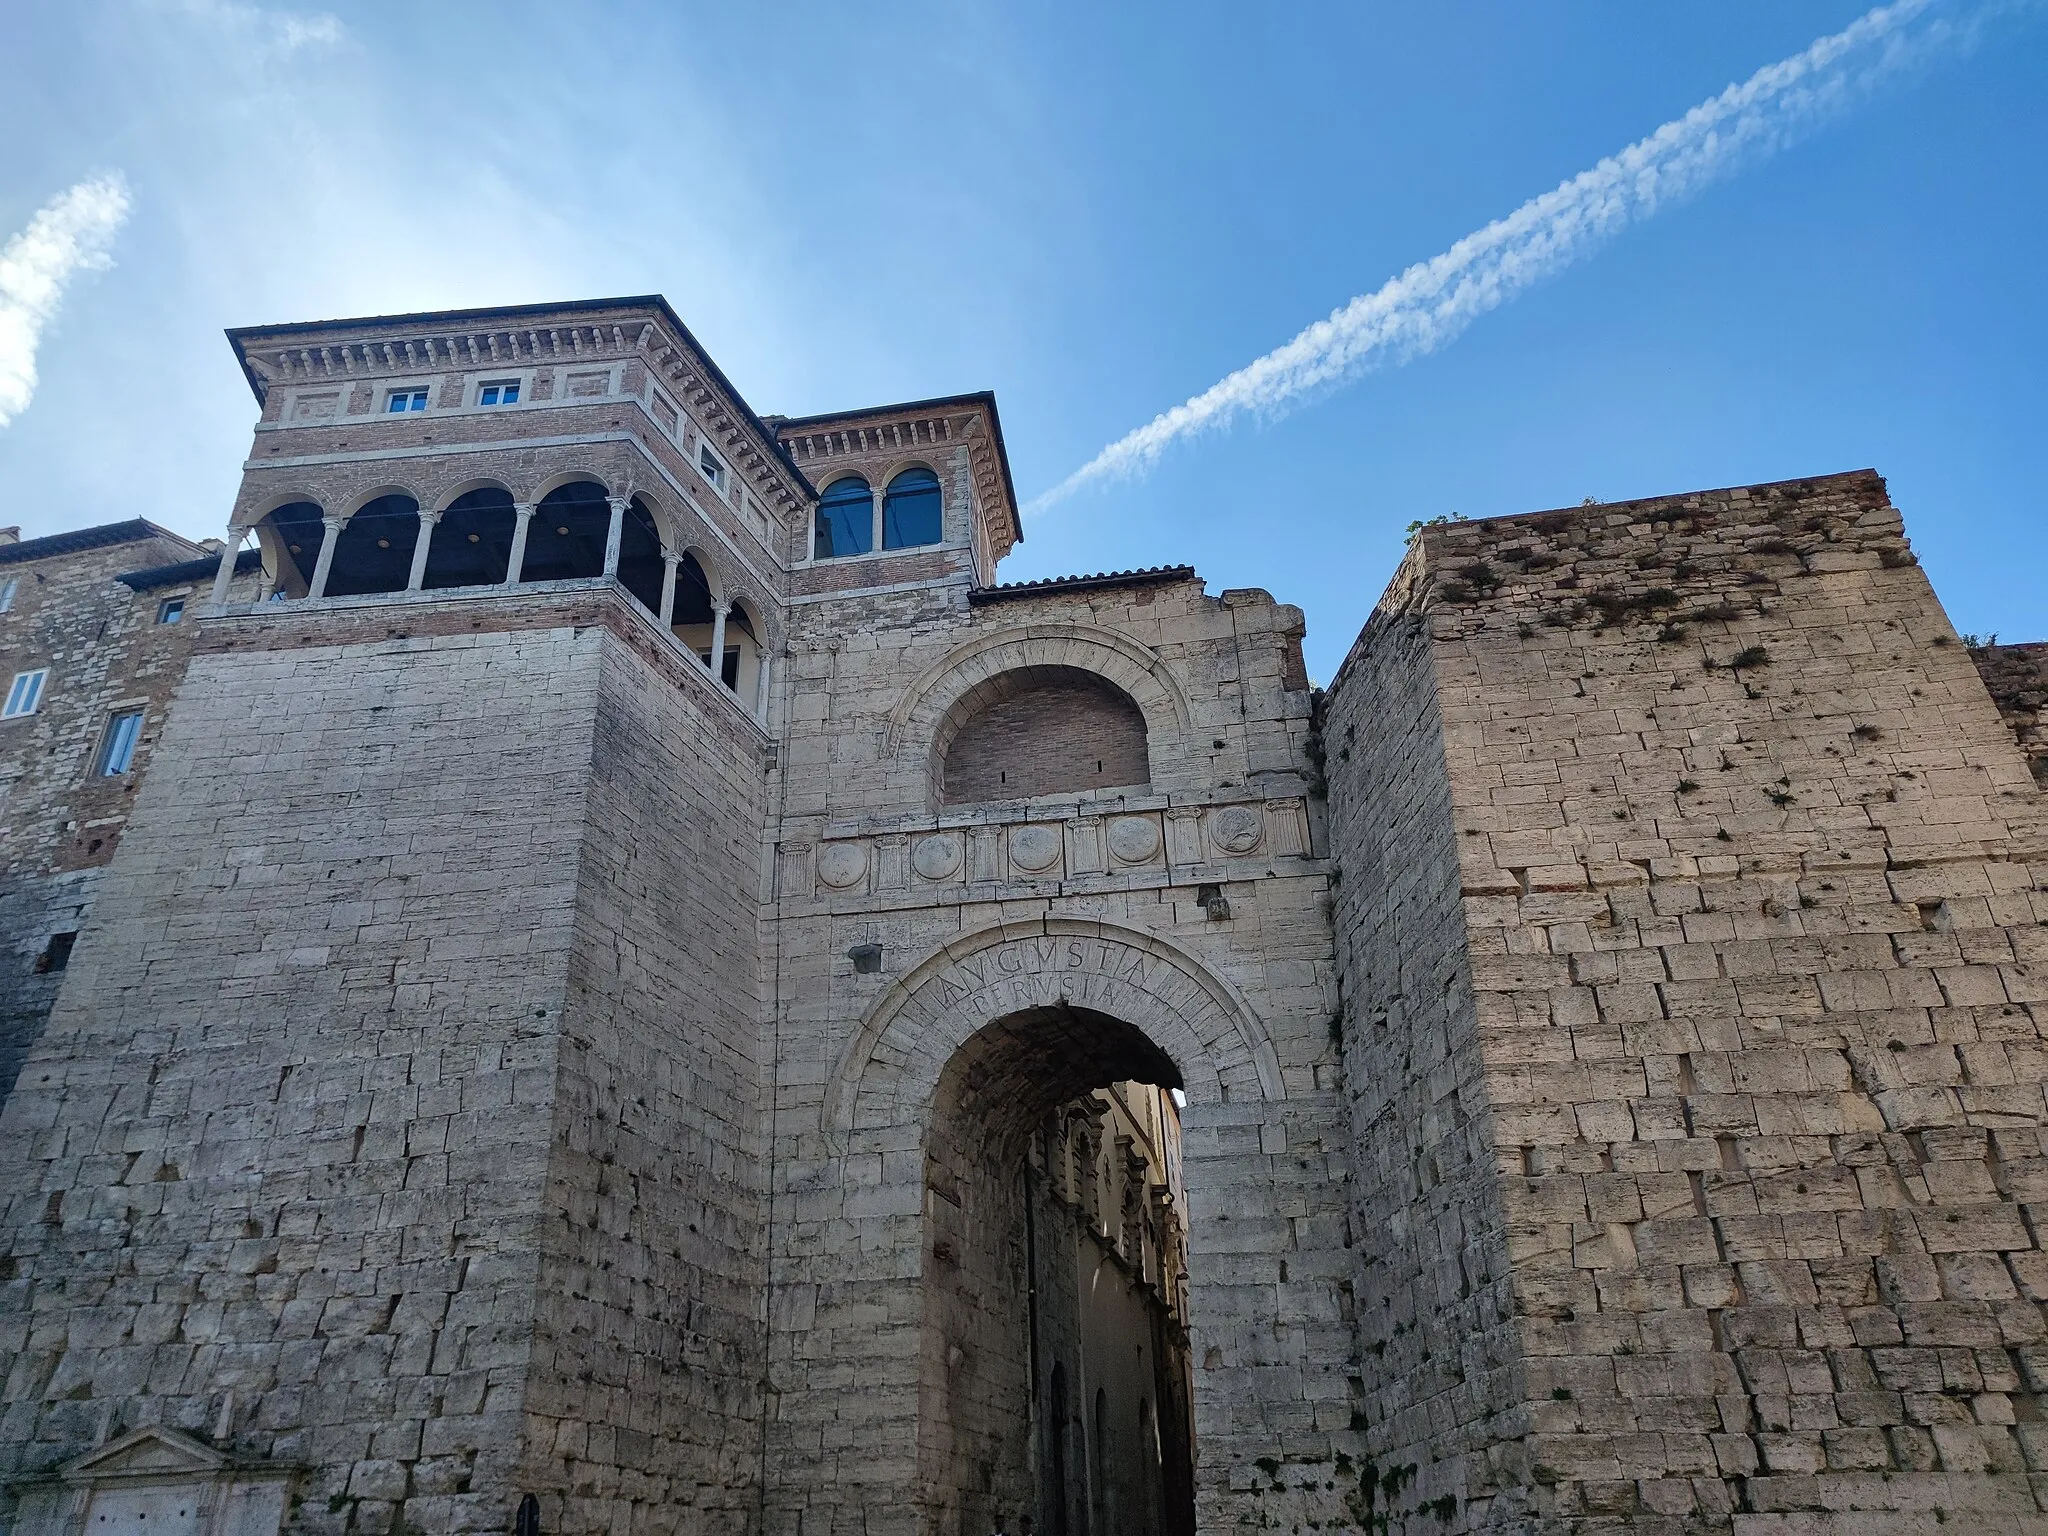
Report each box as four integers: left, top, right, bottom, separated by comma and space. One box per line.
1, 295, 2047, 1536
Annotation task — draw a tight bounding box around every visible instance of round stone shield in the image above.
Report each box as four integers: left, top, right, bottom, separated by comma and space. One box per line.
911, 833, 964, 882
1009, 825, 1062, 873
815, 842, 869, 890
1106, 815, 1162, 864
1209, 804, 1264, 855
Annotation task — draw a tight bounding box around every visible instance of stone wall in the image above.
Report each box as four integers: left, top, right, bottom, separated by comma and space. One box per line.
1327, 470, 2048, 1531
0, 530, 262, 1114
759, 573, 1358, 1536
1974, 642, 2048, 790
1323, 586, 1532, 1529
523, 627, 772, 1536
0, 586, 772, 1536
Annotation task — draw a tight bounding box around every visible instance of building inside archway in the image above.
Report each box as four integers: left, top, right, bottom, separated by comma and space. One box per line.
923, 1008, 1196, 1536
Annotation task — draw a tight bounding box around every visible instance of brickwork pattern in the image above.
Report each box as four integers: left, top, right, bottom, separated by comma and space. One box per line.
938, 666, 1151, 804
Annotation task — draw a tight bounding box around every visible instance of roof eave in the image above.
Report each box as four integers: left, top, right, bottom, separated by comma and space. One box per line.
225, 295, 814, 498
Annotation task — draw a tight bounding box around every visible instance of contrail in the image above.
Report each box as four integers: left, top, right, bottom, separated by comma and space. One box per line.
0, 175, 133, 428
1029, 0, 1977, 514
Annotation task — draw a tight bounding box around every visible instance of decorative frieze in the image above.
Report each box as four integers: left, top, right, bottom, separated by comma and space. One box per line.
786, 796, 1314, 900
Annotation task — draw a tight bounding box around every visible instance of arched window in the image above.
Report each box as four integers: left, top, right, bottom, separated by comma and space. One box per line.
882, 467, 942, 549
520, 482, 610, 583
614, 496, 664, 613
726, 598, 763, 696
815, 476, 873, 559
423, 488, 516, 589
325, 494, 419, 597
939, 666, 1150, 804
263, 501, 325, 597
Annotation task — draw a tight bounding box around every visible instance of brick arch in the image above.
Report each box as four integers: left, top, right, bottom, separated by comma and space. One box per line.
822, 916, 1283, 1145
885, 625, 1194, 799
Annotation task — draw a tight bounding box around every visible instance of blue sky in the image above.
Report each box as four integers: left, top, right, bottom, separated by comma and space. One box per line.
2, 0, 2043, 679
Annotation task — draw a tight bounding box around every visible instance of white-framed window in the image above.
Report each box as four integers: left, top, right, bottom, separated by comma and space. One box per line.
0, 577, 17, 613
698, 443, 726, 491
157, 597, 185, 624
4, 668, 48, 719
477, 379, 521, 406
386, 387, 430, 413
98, 709, 144, 776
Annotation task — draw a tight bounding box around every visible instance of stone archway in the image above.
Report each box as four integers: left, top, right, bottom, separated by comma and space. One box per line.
822, 917, 1285, 1145
770, 919, 1354, 1536
918, 1003, 1197, 1536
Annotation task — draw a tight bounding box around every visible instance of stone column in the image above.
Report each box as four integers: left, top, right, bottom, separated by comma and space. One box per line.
405, 508, 442, 591
708, 602, 729, 683
505, 503, 535, 585
753, 647, 773, 721
308, 516, 345, 599
658, 551, 680, 627
208, 526, 245, 606
603, 495, 628, 577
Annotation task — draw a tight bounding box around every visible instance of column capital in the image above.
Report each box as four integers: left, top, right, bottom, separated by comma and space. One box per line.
416, 506, 444, 525
606, 494, 631, 511
660, 548, 682, 566
512, 501, 536, 518
321, 513, 347, 531
711, 599, 732, 616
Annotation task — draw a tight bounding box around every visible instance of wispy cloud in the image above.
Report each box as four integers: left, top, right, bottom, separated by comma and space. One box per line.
1030, 0, 1982, 514
0, 175, 133, 428
149, 0, 346, 56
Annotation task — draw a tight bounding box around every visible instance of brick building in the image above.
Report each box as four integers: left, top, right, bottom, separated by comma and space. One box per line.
2, 295, 2047, 1535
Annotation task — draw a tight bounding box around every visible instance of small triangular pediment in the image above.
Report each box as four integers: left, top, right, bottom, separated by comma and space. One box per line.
63, 1426, 226, 1480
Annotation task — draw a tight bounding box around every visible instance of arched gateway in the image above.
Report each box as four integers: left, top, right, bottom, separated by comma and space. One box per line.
780, 921, 1354, 1536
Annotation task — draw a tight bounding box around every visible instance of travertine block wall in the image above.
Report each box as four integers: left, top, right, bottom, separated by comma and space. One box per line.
524, 621, 771, 1536
1323, 599, 1534, 1529
0, 532, 260, 1114
1327, 470, 2048, 1532
758, 575, 1359, 1536
0, 589, 771, 1536
1975, 643, 2048, 790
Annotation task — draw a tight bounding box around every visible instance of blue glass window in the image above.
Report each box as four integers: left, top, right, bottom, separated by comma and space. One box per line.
882, 468, 942, 549
815, 476, 873, 558
99, 710, 144, 775
478, 381, 519, 406
387, 389, 428, 413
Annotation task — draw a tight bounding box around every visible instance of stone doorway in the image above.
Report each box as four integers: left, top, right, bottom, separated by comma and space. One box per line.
920, 1005, 1196, 1536
790, 917, 1352, 1536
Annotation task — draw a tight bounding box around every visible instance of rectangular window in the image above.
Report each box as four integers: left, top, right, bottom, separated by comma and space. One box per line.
700, 648, 741, 689
98, 710, 144, 776
386, 388, 429, 413
698, 444, 726, 490
157, 597, 185, 624
478, 380, 521, 406
0, 577, 16, 613
34, 932, 76, 974
3, 669, 47, 718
